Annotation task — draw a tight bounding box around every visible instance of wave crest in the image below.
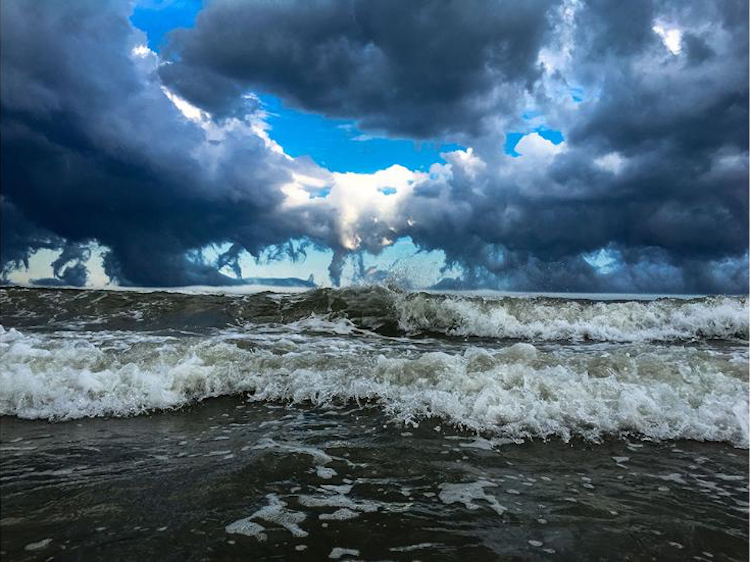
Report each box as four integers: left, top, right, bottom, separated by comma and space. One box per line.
2, 326, 747, 446
2, 286, 745, 342
393, 293, 749, 342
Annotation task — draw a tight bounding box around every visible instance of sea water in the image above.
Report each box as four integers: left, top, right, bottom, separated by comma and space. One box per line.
0, 286, 747, 560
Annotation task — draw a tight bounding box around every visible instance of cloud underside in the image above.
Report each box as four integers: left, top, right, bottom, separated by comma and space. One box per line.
1, 0, 747, 293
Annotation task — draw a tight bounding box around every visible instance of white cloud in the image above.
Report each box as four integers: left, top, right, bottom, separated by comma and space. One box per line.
160, 86, 208, 122
282, 164, 425, 252
441, 147, 486, 179
653, 24, 682, 55
595, 151, 625, 174
514, 132, 565, 159
131, 44, 153, 59
327, 165, 423, 250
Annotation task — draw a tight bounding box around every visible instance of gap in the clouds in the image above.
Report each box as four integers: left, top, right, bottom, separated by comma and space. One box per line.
203, 238, 456, 288
5, 244, 111, 287
203, 241, 332, 285
343, 238, 460, 288
504, 126, 565, 157
130, 5, 464, 174
260, 95, 463, 174
5, 249, 58, 285
130, 0, 203, 51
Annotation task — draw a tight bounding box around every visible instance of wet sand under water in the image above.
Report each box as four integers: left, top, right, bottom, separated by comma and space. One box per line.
1, 396, 747, 562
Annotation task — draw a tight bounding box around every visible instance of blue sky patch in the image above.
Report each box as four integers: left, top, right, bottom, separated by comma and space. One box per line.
130, 0, 203, 51
131, 3, 463, 175
260, 96, 462, 174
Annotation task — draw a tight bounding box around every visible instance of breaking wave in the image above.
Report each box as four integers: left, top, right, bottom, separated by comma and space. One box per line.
1, 286, 747, 342
393, 292, 748, 342
1, 325, 747, 446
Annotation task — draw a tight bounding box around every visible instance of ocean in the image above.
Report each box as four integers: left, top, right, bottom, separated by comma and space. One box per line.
0, 286, 747, 561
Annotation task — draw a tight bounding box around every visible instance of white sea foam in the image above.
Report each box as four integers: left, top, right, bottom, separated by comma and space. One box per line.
286, 315, 363, 336
298, 484, 380, 516
226, 494, 307, 541
225, 519, 267, 541
319, 508, 359, 521
1, 326, 747, 446
24, 538, 52, 551
395, 294, 748, 342
390, 543, 441, 552
438, 480, 507, 515
329, 548, 359, 559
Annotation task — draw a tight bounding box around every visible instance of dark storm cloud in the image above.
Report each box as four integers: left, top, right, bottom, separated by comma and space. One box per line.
396, 136, 747, 292
160, 0, 557, 138
573, 0, 658, 57
1, 199, 90, 287
0, 198, 64, 278
156, 0, 748, 292
1, 0, 747, 293
363, 0, 741, 294
0, 0, 332, 286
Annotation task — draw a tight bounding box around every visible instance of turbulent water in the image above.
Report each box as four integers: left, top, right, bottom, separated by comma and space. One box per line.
0, 286, 748, 560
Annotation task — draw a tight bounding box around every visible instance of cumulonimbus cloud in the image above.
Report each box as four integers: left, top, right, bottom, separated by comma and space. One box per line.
1, 0, 747, 293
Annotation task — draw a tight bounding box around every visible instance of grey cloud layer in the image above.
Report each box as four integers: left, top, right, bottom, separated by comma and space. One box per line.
396, 0, 748, 292
1, 0, 747, 293
1, 0, 329, 286
160, 0, 556, 137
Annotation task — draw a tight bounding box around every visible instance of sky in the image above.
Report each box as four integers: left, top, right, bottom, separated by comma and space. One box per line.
1, 0, 748, 293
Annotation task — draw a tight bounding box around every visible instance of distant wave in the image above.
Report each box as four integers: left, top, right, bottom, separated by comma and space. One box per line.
1, 326, 747, 446
392, 292, 748, 342
1, 286, 747, 342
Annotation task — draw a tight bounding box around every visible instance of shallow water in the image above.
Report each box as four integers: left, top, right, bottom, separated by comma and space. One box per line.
0, 286, 748, 560
1, 398, 748, 561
